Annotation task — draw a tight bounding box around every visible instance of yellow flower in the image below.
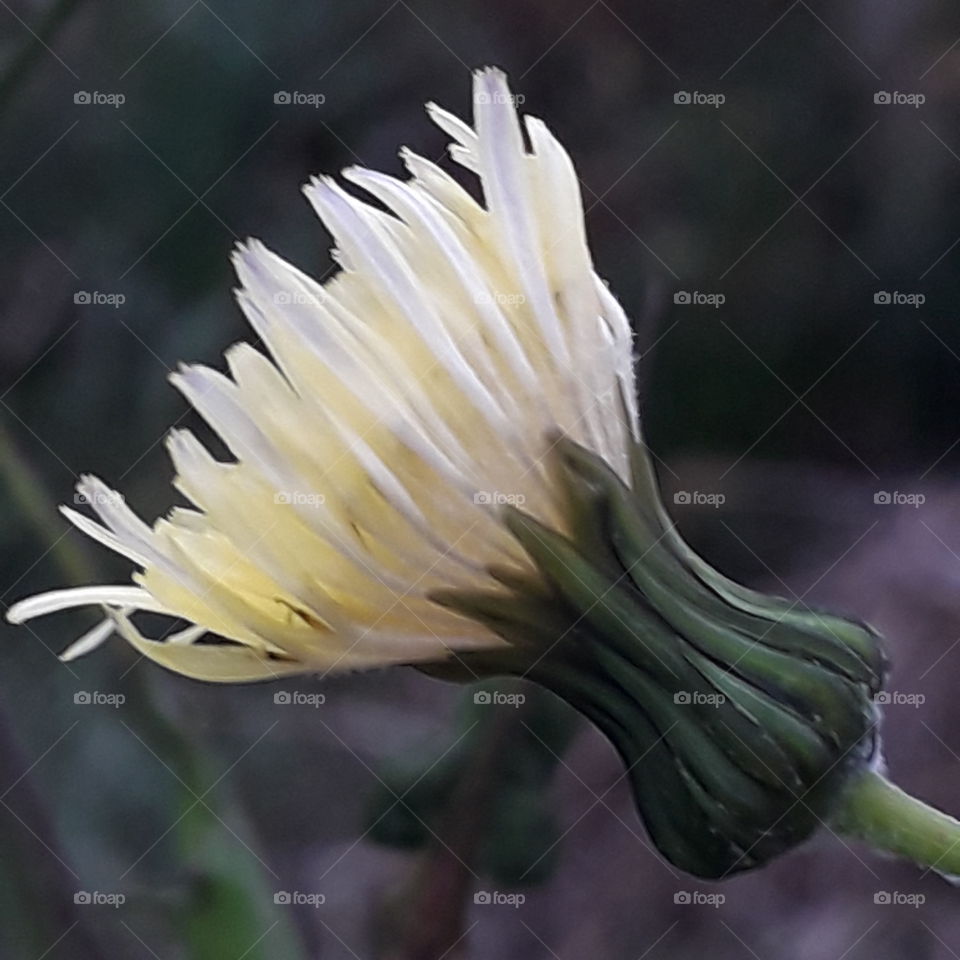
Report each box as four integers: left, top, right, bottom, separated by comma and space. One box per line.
7, 68, 639, 683
12, 68, 956, 886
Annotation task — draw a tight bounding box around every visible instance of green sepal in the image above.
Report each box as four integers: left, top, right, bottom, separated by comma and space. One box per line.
433, 436, 885, 879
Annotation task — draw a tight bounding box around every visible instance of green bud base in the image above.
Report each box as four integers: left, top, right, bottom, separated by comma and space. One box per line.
430, 435, 889, 879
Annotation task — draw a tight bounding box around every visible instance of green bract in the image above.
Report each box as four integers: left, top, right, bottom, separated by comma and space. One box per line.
431, 436, 886, 879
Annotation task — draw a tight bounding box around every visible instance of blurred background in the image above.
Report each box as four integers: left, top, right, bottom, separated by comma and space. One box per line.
2, 0, 960, 957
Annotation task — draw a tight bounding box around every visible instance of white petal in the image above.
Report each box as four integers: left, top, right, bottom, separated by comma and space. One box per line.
6, 69, 640, 680
60, 505, 149, 566
7, 586, 166, 623
59, 617, 116, 662
425, 102, 480, 171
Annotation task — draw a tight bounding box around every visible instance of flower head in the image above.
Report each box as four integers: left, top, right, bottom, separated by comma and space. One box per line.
14, 67, 960, 885
14, 68, 943, 884
7, 68, 638, 682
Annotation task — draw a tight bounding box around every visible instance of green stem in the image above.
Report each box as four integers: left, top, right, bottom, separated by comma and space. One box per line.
832, 767, 960, 876
0, 420, 89, 585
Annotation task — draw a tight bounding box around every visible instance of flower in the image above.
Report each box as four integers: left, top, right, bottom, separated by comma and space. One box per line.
11, 67, 960, 884
6, 68, 639, 683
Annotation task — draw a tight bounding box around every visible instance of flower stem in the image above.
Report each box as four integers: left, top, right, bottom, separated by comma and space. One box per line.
0, 421, 89, 584
832, 767, 960, 876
